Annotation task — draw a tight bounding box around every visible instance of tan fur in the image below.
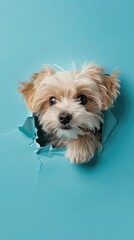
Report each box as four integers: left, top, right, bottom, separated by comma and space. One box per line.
19, 66, 55, 112
19, 63, 120, 163
66, 132, 101, 163
100, 73, 120, 109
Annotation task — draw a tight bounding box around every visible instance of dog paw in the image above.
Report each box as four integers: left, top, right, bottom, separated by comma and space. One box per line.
66, 134, 100, 164
66, 148, 92, 164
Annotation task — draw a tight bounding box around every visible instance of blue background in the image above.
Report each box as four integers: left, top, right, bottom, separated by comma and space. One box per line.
0, 0, 134, 239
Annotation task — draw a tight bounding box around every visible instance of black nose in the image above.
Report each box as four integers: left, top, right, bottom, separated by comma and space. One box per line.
59, 112, 72, 125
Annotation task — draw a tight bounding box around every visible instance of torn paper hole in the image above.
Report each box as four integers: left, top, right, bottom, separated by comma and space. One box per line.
18, 110, 118, 158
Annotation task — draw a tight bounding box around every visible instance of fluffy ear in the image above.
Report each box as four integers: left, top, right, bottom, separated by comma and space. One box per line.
81, 64, 120, 110
100, 72, 120, 109
19, 81, 37, 112
19, 66, 55, 113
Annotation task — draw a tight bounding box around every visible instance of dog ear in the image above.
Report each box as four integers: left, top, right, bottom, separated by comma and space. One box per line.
81, 64, 120, 110
19, 66, 55, 113
99, 72, 120, 109
19, 81, 37, 112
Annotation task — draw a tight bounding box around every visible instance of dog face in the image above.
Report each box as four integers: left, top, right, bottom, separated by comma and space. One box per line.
19, 64, 119, 140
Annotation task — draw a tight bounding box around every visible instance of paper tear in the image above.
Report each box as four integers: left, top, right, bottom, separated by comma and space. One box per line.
19, 109, 118, 153
0, 127, 42, 191
18, 110, 118, 188
0, 129, 18, 136
31, 154, 42, 191
102, 110, 118, 144
18, 117, 36, 139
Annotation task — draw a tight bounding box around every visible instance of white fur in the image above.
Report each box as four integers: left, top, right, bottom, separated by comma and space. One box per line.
20, 63, 119, 163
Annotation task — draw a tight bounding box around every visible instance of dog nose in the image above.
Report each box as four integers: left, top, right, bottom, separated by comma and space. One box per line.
59, 112, 72, 124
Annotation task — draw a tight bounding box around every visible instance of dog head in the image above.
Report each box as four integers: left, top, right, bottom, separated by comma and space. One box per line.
19, 63, 120, 139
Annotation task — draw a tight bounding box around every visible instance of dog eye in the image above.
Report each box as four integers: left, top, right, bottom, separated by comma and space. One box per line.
77, 95, 87, 105
49, 96, 56, 106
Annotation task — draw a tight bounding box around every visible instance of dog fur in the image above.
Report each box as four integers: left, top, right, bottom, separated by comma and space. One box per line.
19, 63, 120, 163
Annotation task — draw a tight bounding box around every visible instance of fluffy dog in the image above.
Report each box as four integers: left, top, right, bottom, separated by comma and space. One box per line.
19, 63, 120, 163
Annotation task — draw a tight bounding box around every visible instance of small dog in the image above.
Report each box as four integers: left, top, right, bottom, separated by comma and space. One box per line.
19, 63, 120, 163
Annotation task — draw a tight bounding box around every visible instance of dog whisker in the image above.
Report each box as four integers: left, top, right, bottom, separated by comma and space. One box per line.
20, 62, 120, 163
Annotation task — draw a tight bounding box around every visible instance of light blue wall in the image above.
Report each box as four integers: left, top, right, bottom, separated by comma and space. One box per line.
0, 0, 134, 239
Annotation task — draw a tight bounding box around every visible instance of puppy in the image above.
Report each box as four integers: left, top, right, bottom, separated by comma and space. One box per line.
19, 63, 120, 163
